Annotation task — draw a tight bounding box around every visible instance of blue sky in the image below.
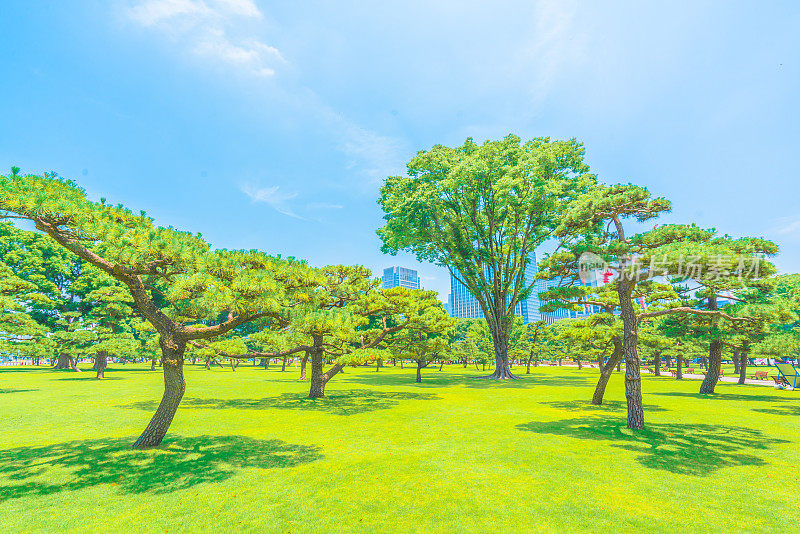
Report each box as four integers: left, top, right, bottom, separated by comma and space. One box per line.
1, 1, 799, 299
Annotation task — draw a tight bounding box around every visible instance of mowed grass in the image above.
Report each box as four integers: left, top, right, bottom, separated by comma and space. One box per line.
1, 362, 798, 533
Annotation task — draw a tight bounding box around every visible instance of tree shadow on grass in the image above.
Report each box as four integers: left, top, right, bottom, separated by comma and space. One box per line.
752, 405, 800, 417
118, 390, 440, 416
0, 435, 322, 502
540, 400, 668, 413
651, 391, 792, 403
466, 374, 591, 389
0, 388, 38, 394
517, 417, 789, 476
340, 372, 471, 389
56, 376, 124, 381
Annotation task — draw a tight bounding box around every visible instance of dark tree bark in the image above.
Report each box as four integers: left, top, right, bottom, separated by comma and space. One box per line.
654, 352, 662, 376
700, 339, 723, 394
439, 361, 444, 371
576, 357, 582, 370
230, 359, 238, 372
308, 349, 344, 398
416, 362, 423, 383
204, 358, 211, 370
70, 356, 81, 372
151, 358, 157, 371
479, 316, 518, 379
133, 339, 186, 448
299, 353, 309, 380
738, 350, 748, 385
592, 336, 623, 405
54, 353, 72, 369
280, 356, 288, 372
676, 353, 683, 380
94, 350, 108, 379
618, 278, 644, 429
732, 350, 740, 375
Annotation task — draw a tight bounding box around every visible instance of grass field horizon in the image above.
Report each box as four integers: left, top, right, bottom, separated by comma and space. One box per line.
2, 363, 798, 533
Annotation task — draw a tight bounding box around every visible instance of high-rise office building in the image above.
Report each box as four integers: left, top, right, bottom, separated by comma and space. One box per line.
382, 266, 421, 290
447, 252, 602, 324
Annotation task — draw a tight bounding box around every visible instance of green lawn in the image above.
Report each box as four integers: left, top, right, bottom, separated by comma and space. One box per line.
1, 362, 797, 533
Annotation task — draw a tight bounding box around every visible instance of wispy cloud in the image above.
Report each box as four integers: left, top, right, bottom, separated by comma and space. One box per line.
306, 202, 343, 210
125, 0, 406, 188
126, 0, 283, 77
773, 214, 800, 236
240, 183, 303, 219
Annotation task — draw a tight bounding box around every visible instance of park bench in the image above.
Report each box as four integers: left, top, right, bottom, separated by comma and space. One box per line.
773, 362, 799, 389
686, 368, 695, 374
751, 371, 769, 380
669, 369, 678, 377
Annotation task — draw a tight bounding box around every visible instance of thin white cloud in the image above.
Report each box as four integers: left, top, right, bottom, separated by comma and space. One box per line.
773, 214, 800, 236
306, 202, 343, 210
126, 0, 282, 77
125, 0, 406, 189
240, 183, 303, 219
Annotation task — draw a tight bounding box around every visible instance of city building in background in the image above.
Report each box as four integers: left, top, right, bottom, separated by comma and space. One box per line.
446, 252, 603, 325
382, 266, 421, 290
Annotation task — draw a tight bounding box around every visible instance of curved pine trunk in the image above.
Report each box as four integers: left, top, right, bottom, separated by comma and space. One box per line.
700, 340, 723, 394
133, 343, 186, 448
618, 280, 644, 429
308, 349, 343, 398
416, 363, 423, 383
733, 350, 740, 375
676, 353, 683, 380
592, 337, 623, 405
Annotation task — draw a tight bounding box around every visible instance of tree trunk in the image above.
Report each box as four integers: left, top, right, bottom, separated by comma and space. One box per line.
738, 350, 748, 385
204, 358, 211, 370
439, 361, 444, 371
132, 340, 186, 448
592, 337, 623, 405
654, 352, 661, 376
151, 358, 157, 371
576, 357, 582, 370
481, 318, 518, 379
376, 359, 382, 372
94, 351, 108, 379
230, 359, 238, 372
300, 353, 309, 380
676, 353, 683, 380
69, 356, 81, 372
191, 356, 196, 365
416, 363, 423, 383
732, 350, 740, 375
281, 356, 288, 372
308, 347, 343, 398
54, 353, 71, 369
700, 339, 723, 394
618, 279, 644, 430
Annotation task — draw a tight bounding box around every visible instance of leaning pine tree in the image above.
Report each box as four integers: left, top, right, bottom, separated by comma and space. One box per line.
542, 183, 770, 428
0, 169, 318, 448
378, 134, 594, 378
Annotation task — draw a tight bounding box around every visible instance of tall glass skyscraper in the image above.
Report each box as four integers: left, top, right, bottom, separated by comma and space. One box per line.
447, 252, 601, 324
382, 266, 421, 290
